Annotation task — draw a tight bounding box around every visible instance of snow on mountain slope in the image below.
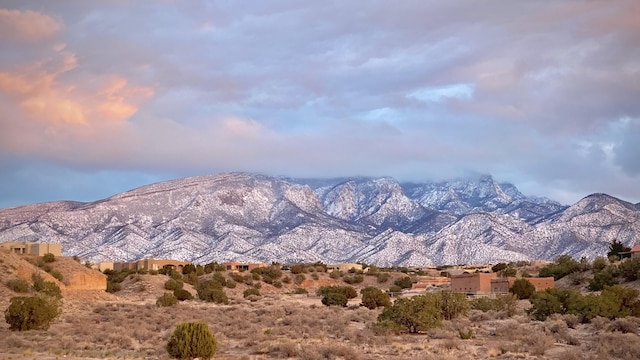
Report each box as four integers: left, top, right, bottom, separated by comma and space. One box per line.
0, 172, 637, 266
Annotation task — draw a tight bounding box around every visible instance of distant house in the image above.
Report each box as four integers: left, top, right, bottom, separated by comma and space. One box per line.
223, 261, 268, 272
450, 273, 497, 295
327, 263, 363, 273
114, 258, 192, 272
630, 245, 640, 259
0, 241, 62, 256
411, 276, 451, 290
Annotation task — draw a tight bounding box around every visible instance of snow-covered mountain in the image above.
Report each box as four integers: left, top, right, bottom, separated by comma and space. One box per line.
0, 172, 638, 266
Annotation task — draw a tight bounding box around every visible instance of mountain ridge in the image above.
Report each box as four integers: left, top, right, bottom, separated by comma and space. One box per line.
0, 172, 638, 266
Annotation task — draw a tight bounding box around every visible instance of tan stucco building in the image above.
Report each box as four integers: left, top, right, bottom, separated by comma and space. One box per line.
114, 258, 192, 272
223, 261, 268, 271
450, 273, 498, 294
0, 241, 62, 256
328, 263, 363, 273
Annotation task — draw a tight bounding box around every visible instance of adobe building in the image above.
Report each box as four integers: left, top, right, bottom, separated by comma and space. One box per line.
411, 276, 451, 290
114, 258, 192, 272
491, 277, 555, 293
327, 263, 363, 273
0, 241, 62, 256
450, 272, 498, 295
223, 261, 269, 272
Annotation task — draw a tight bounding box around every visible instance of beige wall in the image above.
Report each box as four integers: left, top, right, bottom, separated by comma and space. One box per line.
0, 241, 62, 256
451, 273, 497, 294
114, 258, 192, 272
328, 263, 363, 272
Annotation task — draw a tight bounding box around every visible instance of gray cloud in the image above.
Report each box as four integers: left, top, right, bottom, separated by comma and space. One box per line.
1, 0, 639, 207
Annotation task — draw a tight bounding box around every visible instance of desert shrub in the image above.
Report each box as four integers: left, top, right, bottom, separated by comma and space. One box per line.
588, 270, 618, 291
229, 272, 244, 283
458, 328, 473, 339
196, 279, 228, 304
156, 292, 178, 307
32, 274, 62, 299
4, 295, 61, 331
106, 281, 122, 293
169, 269, 183, 280
281, 276, 291, 284
243, 288, 261, 298
49, 270, 64, 282
311, 272, 319, 280
567, 272, 586, 285
618, 258, 640, 282
42, 253, 56, 263
343, 273, 363, 284
225, 279, 236, 288
608, 318, 639, 333
293, 273, 305, 285
211, 272, 227, 287
183, 272, 199, 287
434, 290, 469, 320
290, 264, 306, 274
181, 264, 196, 275
527, 288, 582, 321
164, 278, 183, 291
329, 270, 344, 279
361, 286, 391, 309
394, 276, 413, 289
317, 285, 357, 299
6, 279, 30, 293
376, 272, 390, 283
510, 278, 535, 299
166, 321, 217, 360
174, 288, 194, 301
470, 294, 517, 316
292, 287, 308, 294
273, 280, 282, 288
377, 294, 442, 333
592, 256, 608, 272
538, 255, 581, 280
389, 284, 403, 293
204, 261, 225, 273
322, 292, 348, 307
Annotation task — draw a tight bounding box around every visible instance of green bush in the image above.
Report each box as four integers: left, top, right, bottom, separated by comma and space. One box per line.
528, 288, 583, 321
317, 285, 357, 299
538, 255, 581, 280
6, 279, 30, 293
376, 272, 391, 283
394, 276, 413, 289
42, 253, 56, 263
321, 292, 348, 307
470, 294, 517, 316
156, 292, 178, 307
434, 290, 470, 320
166, 321, 217, 360
389, 285, 403, 293
588, 270, 618, 291
4, 295, 61, 331
343, 274, 363, 284
361, 286, 391, 309
164, 278, 183, 291
243, 288, 261, 298
183, 272, 199, 287
293, 274, 306, 285
377, 295, 441, 333
50, 270, 64, 282
32, 274, 62, 299
618, 258, 640, 282
174, 288, 194, 301
592, 256, 608, 272
106, 281, 122, 293
181, 264, 196, 275
509, 278, 535, 299
290, 264, 306, 274
197, 280, 228, 304
329, 270, 343, 279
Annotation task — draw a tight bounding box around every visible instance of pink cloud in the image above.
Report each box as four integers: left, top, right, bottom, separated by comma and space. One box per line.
0, 8, 61, 43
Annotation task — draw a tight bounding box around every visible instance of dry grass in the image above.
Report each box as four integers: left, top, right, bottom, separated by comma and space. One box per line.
1, 257, 640, 359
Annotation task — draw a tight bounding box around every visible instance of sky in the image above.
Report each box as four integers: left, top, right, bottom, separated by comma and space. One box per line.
1, 0, 639, 208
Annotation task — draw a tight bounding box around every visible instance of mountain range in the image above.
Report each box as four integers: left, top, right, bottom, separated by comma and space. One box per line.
0, 173, 639, 266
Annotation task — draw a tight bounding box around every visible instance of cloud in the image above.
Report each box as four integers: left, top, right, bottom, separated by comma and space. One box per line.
0, 8, 61, 43
1, 1, 640, 206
